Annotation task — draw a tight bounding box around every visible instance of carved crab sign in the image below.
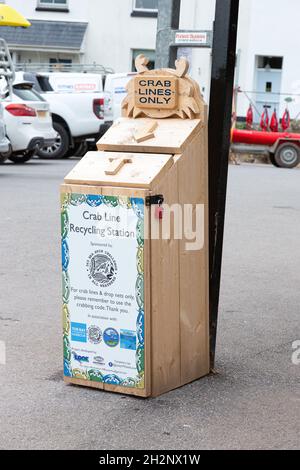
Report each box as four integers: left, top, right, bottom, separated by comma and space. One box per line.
122, 54, 204, 120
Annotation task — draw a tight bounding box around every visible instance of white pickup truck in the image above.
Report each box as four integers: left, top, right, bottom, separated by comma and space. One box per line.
15, 71, 108, 159
104, 72, 137, 124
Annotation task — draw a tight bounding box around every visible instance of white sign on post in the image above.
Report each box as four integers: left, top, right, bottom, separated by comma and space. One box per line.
175, 31, 208, 45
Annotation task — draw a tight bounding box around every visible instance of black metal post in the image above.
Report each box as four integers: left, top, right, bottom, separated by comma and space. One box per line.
209, 0, 240, 368
155, 0, 181, 68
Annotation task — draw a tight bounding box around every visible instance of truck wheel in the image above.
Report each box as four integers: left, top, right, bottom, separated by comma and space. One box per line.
37, 122, 70, 159
274, 143, 300, 168
65, 141, 88, 158
269, 153, 280, 168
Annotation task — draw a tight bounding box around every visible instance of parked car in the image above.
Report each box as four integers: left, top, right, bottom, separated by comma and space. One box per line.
2, 79, 57, 163
0, 102, 12, 163
15, 72, 107, 159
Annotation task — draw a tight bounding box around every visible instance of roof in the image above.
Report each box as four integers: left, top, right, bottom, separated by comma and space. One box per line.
0, 19, 88, 51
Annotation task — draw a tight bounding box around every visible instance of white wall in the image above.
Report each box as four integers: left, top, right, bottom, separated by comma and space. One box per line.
84, 0, 157, 72
179, 0, 215, 103
6, 0, 88, 22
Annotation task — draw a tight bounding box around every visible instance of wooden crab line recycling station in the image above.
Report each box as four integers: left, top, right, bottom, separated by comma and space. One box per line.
61, 55, 210, 398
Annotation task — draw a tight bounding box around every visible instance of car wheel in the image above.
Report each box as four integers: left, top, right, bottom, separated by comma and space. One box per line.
274, 143, 300, 168
8, 151, 35, 164
37, 122, 70, 159
0, 144, 12, 164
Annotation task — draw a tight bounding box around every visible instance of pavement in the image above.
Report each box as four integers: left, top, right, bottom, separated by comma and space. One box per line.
0, 158, 299, 450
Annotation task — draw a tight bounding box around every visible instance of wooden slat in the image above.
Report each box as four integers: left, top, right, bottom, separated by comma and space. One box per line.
134, 121, 158, 143
97, 118, 203, 155
104, 157, 133, 176
61, 184, 147, 200
64, 377, 149, 398
64, 152, 174, 189
149, 161, 181, 397
177, 123, 210, 385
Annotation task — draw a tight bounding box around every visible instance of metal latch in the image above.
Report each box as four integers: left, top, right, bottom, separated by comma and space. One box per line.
145, 195, 164, 207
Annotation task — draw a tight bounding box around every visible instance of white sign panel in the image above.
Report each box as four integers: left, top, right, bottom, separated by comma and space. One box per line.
175, 31, 208, 45
61, 193, 145, 390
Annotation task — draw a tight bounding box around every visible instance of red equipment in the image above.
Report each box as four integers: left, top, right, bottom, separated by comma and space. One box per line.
260, 108, 269, 131
231, 128, 300, 146
281, 109, 290, 131
246, 104, 253, 129
270, 109, 279, 133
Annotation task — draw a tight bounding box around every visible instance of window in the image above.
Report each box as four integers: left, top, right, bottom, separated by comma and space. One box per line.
134, 0, 158, 11
49, 58, 72, 72
37, 0, 68, 11
132, 0, 158, 17
132, 49, 155, 72
13, 84, 45, 102
266, 82, 272, 93
257, 56, 283, 70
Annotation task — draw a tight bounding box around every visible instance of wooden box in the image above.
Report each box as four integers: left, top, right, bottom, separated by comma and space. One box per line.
61, 58, 209, 397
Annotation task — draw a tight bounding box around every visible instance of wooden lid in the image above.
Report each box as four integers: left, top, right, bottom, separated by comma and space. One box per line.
97, 117, 202, 155
64, 151, 174, 189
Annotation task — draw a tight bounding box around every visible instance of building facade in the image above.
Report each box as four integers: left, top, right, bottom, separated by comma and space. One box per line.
0, 0, 88, 67
236, 0, 300, 121
1, 0, 300, 119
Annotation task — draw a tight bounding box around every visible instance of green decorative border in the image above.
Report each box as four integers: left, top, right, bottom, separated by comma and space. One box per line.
62, 193, 145, 389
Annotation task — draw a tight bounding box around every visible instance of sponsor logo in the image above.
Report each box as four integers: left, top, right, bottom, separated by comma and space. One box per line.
103, 328, 120, 348
120, 330, 137, 351
88, 325, 102, 345
93, 356, 105, 365
71, 322, 87, 343
87, 251, 117, 288
72, 352, 89, 364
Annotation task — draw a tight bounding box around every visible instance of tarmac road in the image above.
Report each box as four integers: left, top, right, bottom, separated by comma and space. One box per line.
0, 159, 299, 450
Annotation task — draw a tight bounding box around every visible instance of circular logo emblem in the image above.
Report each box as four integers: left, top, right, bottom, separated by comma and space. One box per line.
103, 328, 119, 348
87, 250, 117, 287
88, 326, 102, 345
